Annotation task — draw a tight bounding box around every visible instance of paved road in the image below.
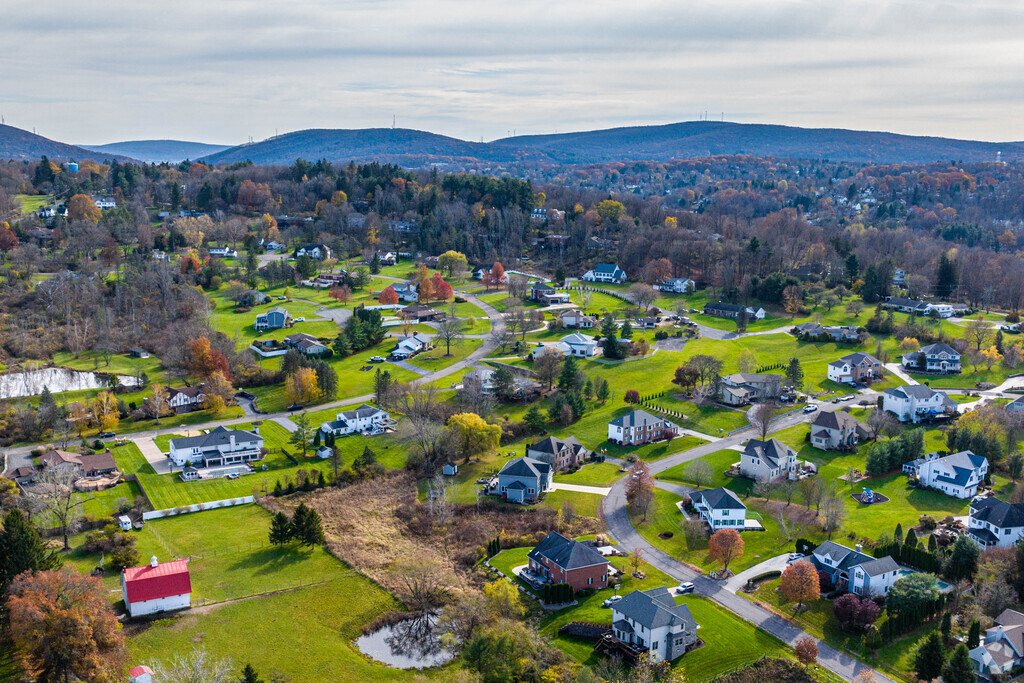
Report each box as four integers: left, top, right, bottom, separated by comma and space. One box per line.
601, 401, 894, 683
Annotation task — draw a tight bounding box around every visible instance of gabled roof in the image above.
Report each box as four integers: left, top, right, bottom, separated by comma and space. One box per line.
38, 449, 82, 468
609, 409, 672, 429
840, 352, 881, 365
592, 263, 623, 275
690, 487, 746, 511
723, 372, 781, 385
742, 438, 796, 469
529, 435, 587, 456
928, 450, 987, 487
812, 540, 880, 573
339, 404, 386, 421
971, 496, 1024, 529
614, 586, 697, 631
123, 559, 191, 603
859, 556, 899, 577
498, 456, 551, 479
528, 532, 608, 571
169, 426, 261, 451
920, 342, 960, 356
79, 452, 117, 473
561, 332, 596, 346
532, 282, 556, 292
885, 384, 943, 400
811, 410, 860, 431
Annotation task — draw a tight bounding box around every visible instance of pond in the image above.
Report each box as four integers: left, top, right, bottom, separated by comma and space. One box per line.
0, 367, 141, 399
354, 612, 453, 669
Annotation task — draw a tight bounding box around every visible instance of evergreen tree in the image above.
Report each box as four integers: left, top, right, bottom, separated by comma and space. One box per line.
370, 253, 381, 274
355, 445, 377, 470
524, 405, 546, 432
928, 533, 937, 551
941, 611, 952, 641
619, 320, 633, 339
905, 528, 918, 548
332, 333, 351, 358
583, 377, 594, 400
596, 378, 610, 402
944, 534, 979, 581
558, 355, 581, 393
967, 620, 980, 649
0, 510, 61, 597
292, 504, 325, 547
240, 663, 264, 683
269, 512, 292, 546
914, 631, 945, 682
785, 357, 804, 390
894, 523, 903, 544
317, 470, 326, 488
273, 480, 283, 497
936, 252, 959, 300
600, 316, 623, 359
941, 644, 974, 683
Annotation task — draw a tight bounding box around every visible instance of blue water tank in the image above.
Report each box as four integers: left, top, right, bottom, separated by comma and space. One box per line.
67, 162, 79, 173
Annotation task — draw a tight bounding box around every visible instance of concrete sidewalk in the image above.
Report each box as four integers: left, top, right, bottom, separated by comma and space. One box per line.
549, 482, 611, 496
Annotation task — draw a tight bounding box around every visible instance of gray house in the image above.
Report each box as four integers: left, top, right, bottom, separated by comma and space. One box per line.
496, 456, 553, 504
254, 307, 292, 331
609, 587, 699, 663
526, 436, 590, 472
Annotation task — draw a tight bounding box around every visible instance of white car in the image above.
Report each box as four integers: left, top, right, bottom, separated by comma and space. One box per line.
787, 552, 805, 565
602, 595, 623, 608
369, 356, 386, 363
676, 582, 695, 594
802, 404, 818, 413
294, 317, 305, 322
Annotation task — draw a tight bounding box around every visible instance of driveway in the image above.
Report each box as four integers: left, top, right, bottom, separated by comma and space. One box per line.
724, 554, 792, 593
136, 436, 174, 474
549, 482, 611, 496
272, 416, 299, 432
883, 363, 919, 386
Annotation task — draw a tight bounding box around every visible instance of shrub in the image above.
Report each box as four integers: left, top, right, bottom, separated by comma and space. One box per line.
624, 390, 641, 404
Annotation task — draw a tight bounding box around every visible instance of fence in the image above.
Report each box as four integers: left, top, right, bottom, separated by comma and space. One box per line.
142, 495, 255, 521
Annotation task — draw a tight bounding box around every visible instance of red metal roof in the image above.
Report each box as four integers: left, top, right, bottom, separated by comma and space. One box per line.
123, 559, 191, 604
129, 665, 154, 676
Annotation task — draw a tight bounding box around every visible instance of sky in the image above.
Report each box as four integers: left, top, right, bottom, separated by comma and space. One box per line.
2, 0, 1024, 145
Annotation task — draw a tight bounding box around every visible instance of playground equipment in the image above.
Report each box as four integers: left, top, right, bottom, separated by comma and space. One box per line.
861, 488, 876, 504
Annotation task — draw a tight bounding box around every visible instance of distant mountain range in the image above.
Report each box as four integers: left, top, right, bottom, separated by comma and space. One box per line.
79, 140, 231, 164
0, 124, 133, 163
3, 121, 1024, 167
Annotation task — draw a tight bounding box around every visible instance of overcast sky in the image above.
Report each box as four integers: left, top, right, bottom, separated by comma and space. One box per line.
3, 0, 1023, 145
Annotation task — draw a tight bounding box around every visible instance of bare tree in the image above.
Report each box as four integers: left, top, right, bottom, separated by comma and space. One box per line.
685, 460, 713, 489
750, 401, 780, 441
388, 559, 450, 610
800, 476, 827, 514
629, 283, 657, 311
33, 464, 83, 550
581, 289, 593, 311
154, 649, 236, 683
753, 477, 778, 502
821, 487, 845, 539
867, 407, 898, 441
148, 383, 169, 424
779, 479, 797, 506
459, 372, 495, 415
507, 274, 530, 299
625, 460, 656, 521
534, 347, 564, 390
487, 325, 514, 354
435, 303, 465, 356
428, 472, 455, 527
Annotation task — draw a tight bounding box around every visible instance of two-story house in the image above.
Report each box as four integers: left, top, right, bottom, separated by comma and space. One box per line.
826, 352, 883, 384
168, 426, 264, 467
739, 438, 799, 481
526, 436, 590, 472
719, 373, 782, 406
656, 278, 695, 294
558, 310, 596, 329
607, 410, 678, 446
166, 385, 206, 411
496, 456, 552, 503
582, 263, 627, 284
901, 343, 962, 373
810, 411, 869, 450
387, 282, 419, 303
808, 541, 900, 597
609, 587, 699, 663
969, 609, 1024, 679
320, 404, 391, 436
526, 532, 609, 592
296, 244, 331, 260
912, 450, 988, 499
883, 385, 957, 423
254, 307, 292, 331
689, 487, 748, 531
530, 283, 571, 305
968, 496, 1024, 548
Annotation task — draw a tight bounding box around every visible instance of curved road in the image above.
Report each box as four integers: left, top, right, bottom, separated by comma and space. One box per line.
601, 402, 896, 683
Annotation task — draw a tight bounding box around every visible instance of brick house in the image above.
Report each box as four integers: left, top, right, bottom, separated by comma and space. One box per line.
527, 532, 610, 592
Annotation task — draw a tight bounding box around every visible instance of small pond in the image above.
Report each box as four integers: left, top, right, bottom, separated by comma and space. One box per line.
354, 612, 453, 669
0, 368, 141, 399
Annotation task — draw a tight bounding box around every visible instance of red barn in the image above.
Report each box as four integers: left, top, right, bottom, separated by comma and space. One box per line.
122, 556, 191, 617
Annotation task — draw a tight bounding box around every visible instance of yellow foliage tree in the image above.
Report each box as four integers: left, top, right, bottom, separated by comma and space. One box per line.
67, 194, 101, 223
285, 367, 320, 406
445, 413, 501, 463
900, 337, 920, 351
980, 345, 1003, 371
91, 391, 119, 432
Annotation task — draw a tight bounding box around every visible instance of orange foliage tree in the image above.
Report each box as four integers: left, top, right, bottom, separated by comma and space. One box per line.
67, 194, 101, 223
0, 223, 18, 251
780, 559, 821, 609
186, 336, 232, 382
418, 276, 435, 303
707, 529, 744, 574
7, 568, 125, 683
484, 261, 506, 290
794, 636, 818, 667
379, 286, 399, 305
329, 285, 352, 304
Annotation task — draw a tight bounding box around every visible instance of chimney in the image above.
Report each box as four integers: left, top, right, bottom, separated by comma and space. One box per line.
855, 544, 863, 553
150, 556, 158, 567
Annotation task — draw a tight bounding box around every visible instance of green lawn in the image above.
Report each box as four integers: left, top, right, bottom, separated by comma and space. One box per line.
53, 350, 164, 378
657, 450, 743, 490
126, 572, 404, 682
646, 396, 751, 435
406, 338, 483, 372
541, 489, 603, 517
74, 480, 145, 521
15, 194, 50, 215
553, 461, 625, 487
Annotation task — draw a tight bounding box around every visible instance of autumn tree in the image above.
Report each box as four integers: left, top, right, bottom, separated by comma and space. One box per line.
438, 250, 469, 279
67, 194, 102, 223
379, 286, 399, 305
91, 390, 119, 433
418, 276, 435, 303
780, 559, 821, 609
186, 336, 232, 382
534, 347, 563, 389
445, 413, 501, 463
484, 261, 506, 291
329, 285, 352, 304
285, 367, 320, 406
708, 528, 744, 574
794, 637, 818, 667
964, 315, 992, 351
625, 460, 656, 520
432, 272, 454, 301
7, 568, 125, 682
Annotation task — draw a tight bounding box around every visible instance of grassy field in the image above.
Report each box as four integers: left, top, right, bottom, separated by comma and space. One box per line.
15, 194, 49, 215
406, 338, 483, 372
553, 461, 625, 487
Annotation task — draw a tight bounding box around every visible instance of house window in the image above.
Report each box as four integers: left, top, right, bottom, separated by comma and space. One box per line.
588, 577, 593, 585
653, 641, 659, 650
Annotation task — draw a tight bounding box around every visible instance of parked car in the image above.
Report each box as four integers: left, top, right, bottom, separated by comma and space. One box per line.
602, 595, 623, 608
98, 431, 117, 438
688, 308, 699, 314
787, 553, 805, 565
840, 394, 855, 401
276, 296, 287, 300
294, 317, 305, 322
802, 404, 818, 413
286, 403, 304, 412
676, 582, 695, 594
369, 356, 386, 363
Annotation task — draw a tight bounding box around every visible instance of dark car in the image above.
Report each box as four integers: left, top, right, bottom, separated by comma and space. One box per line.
286, 404, 304, 412
98, 431, 117, 438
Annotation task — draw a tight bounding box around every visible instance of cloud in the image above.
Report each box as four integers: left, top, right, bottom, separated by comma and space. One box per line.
2, 0, 1023, 144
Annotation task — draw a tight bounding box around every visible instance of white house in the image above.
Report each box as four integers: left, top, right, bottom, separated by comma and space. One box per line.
496, 456, 552, 503
703, 302, 766, 320
166, 385, 205, 411
391, 333, 432, 359
167, 426, 264, 467
901, 343, 962, 373
883, 385, 957, 423
610, 587, 699, 663
389, 282, 419, 303
320, 404, 391, 436
689, 487, 748, 531
92, 196, 117, 210
1007, 395, 1024, 413
560, 332, 598, 358
912, 450, 988, 499
893, 269, 906, 286
129, 665, 155, 683
558, 310, 596, 329
582, 263, 627, 284
970, 609, 1024, 678
208, 246, 237, 258
530, 341, 571, 359
122, 557, 191, 617
968, 496, 1024, 548
739, 438, 799, 481
296, 244, 331, 260
656, 278, 695, 294
264, 240, 286, 250
808, 541, 899, 597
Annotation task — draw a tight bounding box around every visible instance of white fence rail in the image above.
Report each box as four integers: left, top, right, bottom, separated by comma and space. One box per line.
142, 495, 255, 521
